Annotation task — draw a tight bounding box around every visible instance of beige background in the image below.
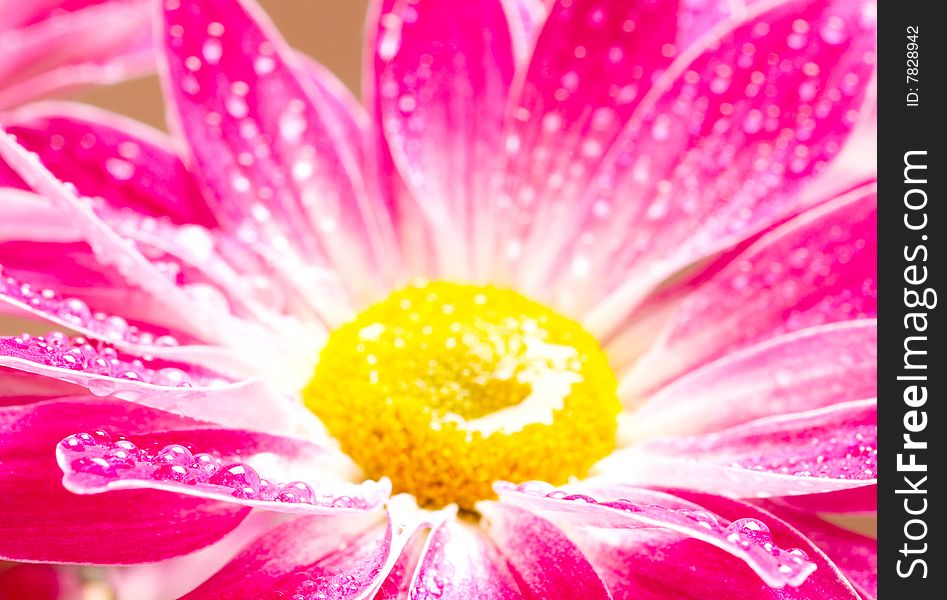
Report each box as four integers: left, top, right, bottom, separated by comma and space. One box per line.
79, 0, 370, 129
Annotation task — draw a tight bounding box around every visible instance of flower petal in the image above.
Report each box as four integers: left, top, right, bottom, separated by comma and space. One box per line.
408, 518, 522, 599
374, 520, 430, 599
0, 130, 236, 343
622, 183, 876, 397
108, 511, 285, 600
558, 0, 877, 333
0, 399, 248, 563
4, 101, 215, 226
56, 424, 387, 516
371, 0, 515, 277
0, 330, 313, 435
0, 1, 153, 110
773, 486, 876, 515
675, 0, 739, 48
600, 398, 877, 498
625, 320, 876, 439
157, 0, 396, 305
759, 502, 877, 599
479, 502, 611, 598
183, 496, 430, 599
505, 0, 548, 62
0, 191, 209, 345
572, 491, 860, 598
496, 0, 679, 286
495, 481, 838, 592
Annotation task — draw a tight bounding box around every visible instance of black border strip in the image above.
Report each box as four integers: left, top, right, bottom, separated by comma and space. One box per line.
878, 1, 943, 596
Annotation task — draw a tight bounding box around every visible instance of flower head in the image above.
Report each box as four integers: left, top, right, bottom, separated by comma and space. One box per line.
0, 0, 876, 598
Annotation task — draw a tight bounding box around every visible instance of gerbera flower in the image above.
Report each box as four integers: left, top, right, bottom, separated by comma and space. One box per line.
1, 0, 877, 598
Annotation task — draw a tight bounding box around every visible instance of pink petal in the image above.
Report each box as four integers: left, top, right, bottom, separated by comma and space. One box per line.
506, 0, 548, 62
0, 131, 235, 344
0, 331, 310, 434
559, 0, 877, 333
625, 320, 876, 439
157, 0, 396, 304
183, 497, 429, 599
774, 486, 876, 515
0, 1, 153, 110
0, 195, 312, 390
496, 0, 679, 285
371, 0, 515, 277
5, 102, 354, 330
108, 511, 285, 600
675, 0, 739, 48
56, 424, 387, 515
4, 102, 215, 226
0, 399, 249, 563
374, 521, 430, 599
0, 193, 215, 348
408, 518, 522, 599
480, 502, 611, 598
577, 489, 861, 598
495, 481, 838, 592
601, 398, 877, 498
759, 502, 877, 599
623, 183, 876, 396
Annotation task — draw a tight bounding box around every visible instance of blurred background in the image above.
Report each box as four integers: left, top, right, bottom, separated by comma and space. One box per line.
79, 0, 370, 130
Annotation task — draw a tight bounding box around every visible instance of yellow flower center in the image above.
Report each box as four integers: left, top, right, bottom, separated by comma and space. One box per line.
304, 281, 620, 509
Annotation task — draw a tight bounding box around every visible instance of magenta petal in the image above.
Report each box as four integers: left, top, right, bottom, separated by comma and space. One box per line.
495, 481, 843, 593
506, 0, 548, 61
56, 425, 388, 515
409, 518, 522, 599
0, 192, 224, 348
0, 330, 308, 432
564, 0, 877, 332
183, 498, 428, 599
158, 0, 396, 302
374, 521, 430, 599
759, 502, 877, 599
371, 0, 515, 277
497, 0, 678, 284
4, 102, 214, 226
626, 320, 876, 439
603, 398, 876, 497
775, 486, 876, 515
0, 131, 231, 343
0, 1, 153, 110
0, 399, 249, 563
675, 0, 737, 48
480, 502, 611, 599
624, 184, 876, 396
552, 487, 861, 598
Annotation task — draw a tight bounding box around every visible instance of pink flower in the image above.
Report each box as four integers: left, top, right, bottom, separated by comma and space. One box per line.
0, 0, 153, 111
0, 0, 876, 598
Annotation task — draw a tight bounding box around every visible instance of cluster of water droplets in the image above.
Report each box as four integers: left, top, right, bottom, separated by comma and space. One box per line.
409, 525, 453, 600
1, 331, 205, 392
60, 429, 370, 509
1, 265, 180, 347
733, 422, 877, 481
164, 0, 377, 283
499, 482, 815, 585
273, 534, 389, 600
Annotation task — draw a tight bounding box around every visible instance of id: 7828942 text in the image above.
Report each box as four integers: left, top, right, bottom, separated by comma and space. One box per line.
906, 26, 919, 106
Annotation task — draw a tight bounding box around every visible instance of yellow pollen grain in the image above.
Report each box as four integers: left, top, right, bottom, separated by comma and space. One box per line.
304, 281, 620, 509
